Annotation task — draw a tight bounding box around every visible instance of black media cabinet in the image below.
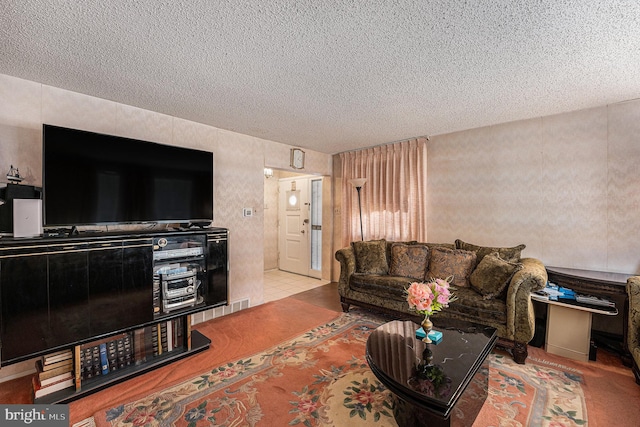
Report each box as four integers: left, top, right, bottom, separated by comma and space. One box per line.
0, 228, 228, 403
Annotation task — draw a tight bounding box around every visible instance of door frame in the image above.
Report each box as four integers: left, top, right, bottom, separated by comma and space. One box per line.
263, 170, 331, 281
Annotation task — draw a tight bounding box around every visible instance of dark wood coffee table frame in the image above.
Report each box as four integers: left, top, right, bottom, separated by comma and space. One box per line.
366, 320, 497, 427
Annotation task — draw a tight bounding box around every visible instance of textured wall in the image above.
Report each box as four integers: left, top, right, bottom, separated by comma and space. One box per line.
263, 169, 281, 271
428, 101, 640, 274
0, 73, 334, 380
0, 73, 335, 302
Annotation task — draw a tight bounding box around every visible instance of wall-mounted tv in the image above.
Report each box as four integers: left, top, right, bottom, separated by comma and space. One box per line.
43, 125, 213, 227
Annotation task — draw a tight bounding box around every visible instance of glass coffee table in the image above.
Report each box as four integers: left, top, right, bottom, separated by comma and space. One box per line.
366, 319, 497, 427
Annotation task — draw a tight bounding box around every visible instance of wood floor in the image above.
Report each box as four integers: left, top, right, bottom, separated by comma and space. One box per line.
289, 281, 343, 312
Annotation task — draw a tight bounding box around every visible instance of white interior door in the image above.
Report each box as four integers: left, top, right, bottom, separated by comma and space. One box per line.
278, 178, 310, 276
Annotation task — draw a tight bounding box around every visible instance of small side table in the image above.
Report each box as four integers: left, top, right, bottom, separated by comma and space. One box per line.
532, 294, 617, 361
546, 266, 631, 365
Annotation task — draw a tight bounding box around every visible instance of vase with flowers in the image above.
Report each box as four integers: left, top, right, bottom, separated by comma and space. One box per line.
405, 276, 457, 343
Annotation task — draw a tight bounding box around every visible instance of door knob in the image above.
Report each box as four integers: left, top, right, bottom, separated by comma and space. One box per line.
300, 230, 305, 234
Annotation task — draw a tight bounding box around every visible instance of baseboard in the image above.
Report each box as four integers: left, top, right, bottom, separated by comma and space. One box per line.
190, 298, 251, 325
0, 357, 37, 384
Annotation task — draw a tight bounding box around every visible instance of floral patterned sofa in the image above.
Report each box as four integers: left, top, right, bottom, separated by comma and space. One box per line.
335, 239, 547, 364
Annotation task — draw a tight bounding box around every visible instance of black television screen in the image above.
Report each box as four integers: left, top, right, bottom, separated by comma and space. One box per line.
43, 125, 213, 227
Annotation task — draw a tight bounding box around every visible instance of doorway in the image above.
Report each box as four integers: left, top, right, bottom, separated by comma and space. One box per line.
277, 176, 323, 279
263, 170, 325, 280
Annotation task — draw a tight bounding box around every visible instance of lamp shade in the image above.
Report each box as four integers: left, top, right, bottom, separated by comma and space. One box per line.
348, 178, 367, 188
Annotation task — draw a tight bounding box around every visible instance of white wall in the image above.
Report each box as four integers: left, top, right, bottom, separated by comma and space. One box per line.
427, 100, 640, 274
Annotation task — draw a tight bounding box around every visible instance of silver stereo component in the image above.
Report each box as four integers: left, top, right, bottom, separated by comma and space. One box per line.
153, 247, 204, 261
158, 269, 199, 312
162, 270, 197, 297
152, 234, 207, 315
163, 294, 197, 312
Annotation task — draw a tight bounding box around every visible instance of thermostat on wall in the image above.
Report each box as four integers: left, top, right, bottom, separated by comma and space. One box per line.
243, 208, 253, 217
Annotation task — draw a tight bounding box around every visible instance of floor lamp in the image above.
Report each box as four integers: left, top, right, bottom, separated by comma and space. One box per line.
348, 178, 367, 241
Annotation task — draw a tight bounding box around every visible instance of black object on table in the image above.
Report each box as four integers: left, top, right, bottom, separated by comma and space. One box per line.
366, 319, 497, 427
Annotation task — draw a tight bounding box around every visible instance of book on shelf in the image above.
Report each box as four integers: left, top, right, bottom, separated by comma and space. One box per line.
99, 343, 110, 375
133, 328, 146, 365
32, 373, 74, 399
160, 322, 169, 354
43, 349, 73, 365
35, 359, 72, 381
174, 317, 184, 349
167, 320, 173, 352
116, 334, 133, 369
106, 340, 118, 372
79, 332, 134, 381
40, 358, 73, 372
40, 371, 73, 387
151, 324, 159, 356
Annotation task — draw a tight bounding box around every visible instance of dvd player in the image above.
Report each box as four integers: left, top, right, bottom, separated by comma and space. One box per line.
153, 246, 204, 260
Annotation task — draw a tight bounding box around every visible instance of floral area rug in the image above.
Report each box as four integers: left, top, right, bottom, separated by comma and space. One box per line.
87, 310, 587, 427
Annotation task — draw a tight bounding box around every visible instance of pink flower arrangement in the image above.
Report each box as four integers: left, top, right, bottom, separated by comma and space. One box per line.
406, 276, 457, 316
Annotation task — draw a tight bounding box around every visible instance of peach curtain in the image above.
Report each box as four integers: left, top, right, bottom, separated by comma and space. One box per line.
340, 138, 428, 245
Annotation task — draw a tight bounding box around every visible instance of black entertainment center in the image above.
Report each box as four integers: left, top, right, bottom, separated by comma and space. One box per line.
0, 125, 226, 403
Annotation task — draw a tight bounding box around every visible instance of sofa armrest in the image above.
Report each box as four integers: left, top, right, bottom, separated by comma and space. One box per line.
335, 246, 356, 293
504, 257, 548, 342
627, 276, 640, 357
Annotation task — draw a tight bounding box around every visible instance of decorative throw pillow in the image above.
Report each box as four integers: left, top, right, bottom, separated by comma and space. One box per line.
470, 252, 523, 299
352, 239, 389, 275
389, 243, 430, 280
455, 239, 526, 268
385, 240, 418, 265
425, 242, 455, 250
426, 247, 477, 288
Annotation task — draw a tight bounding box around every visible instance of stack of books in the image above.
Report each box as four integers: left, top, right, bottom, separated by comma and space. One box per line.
32, 350, 74, 399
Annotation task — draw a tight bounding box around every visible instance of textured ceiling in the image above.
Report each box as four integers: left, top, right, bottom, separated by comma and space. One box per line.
2, 1, 640, 154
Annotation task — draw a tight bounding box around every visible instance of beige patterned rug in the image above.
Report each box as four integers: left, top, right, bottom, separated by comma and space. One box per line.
80, 310, 589, 427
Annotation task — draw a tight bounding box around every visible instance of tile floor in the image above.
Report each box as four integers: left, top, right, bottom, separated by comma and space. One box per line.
264, 269, 330, 302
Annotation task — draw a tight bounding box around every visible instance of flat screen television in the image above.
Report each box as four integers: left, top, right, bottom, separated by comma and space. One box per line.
43, 124, 213, 227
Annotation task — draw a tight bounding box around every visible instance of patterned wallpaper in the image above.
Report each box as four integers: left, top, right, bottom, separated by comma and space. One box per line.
263, 169, 280, 271
428, 101, 640, 274
0, 73, 335, 380
0, 73, 333, 309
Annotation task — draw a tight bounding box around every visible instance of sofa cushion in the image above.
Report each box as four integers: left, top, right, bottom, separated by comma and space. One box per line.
455, 239, 526, 267
350, 274, 411, 301
470, 252, 523, 300
426, 247, 476, 288
433, 287, 507, 325
385, 241, 418, 266
352, 239, 389, 274
389, 243, 430, 280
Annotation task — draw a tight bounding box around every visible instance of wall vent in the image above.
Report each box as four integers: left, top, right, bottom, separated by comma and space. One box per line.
190, 298, 251, 325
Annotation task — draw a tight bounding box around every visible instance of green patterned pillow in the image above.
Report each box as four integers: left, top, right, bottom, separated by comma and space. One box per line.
389, 243, 430, 280
426, 247, 476, 288
470, 252, 523, 299
455, 239, 525, 268
352, 239, 389, 275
